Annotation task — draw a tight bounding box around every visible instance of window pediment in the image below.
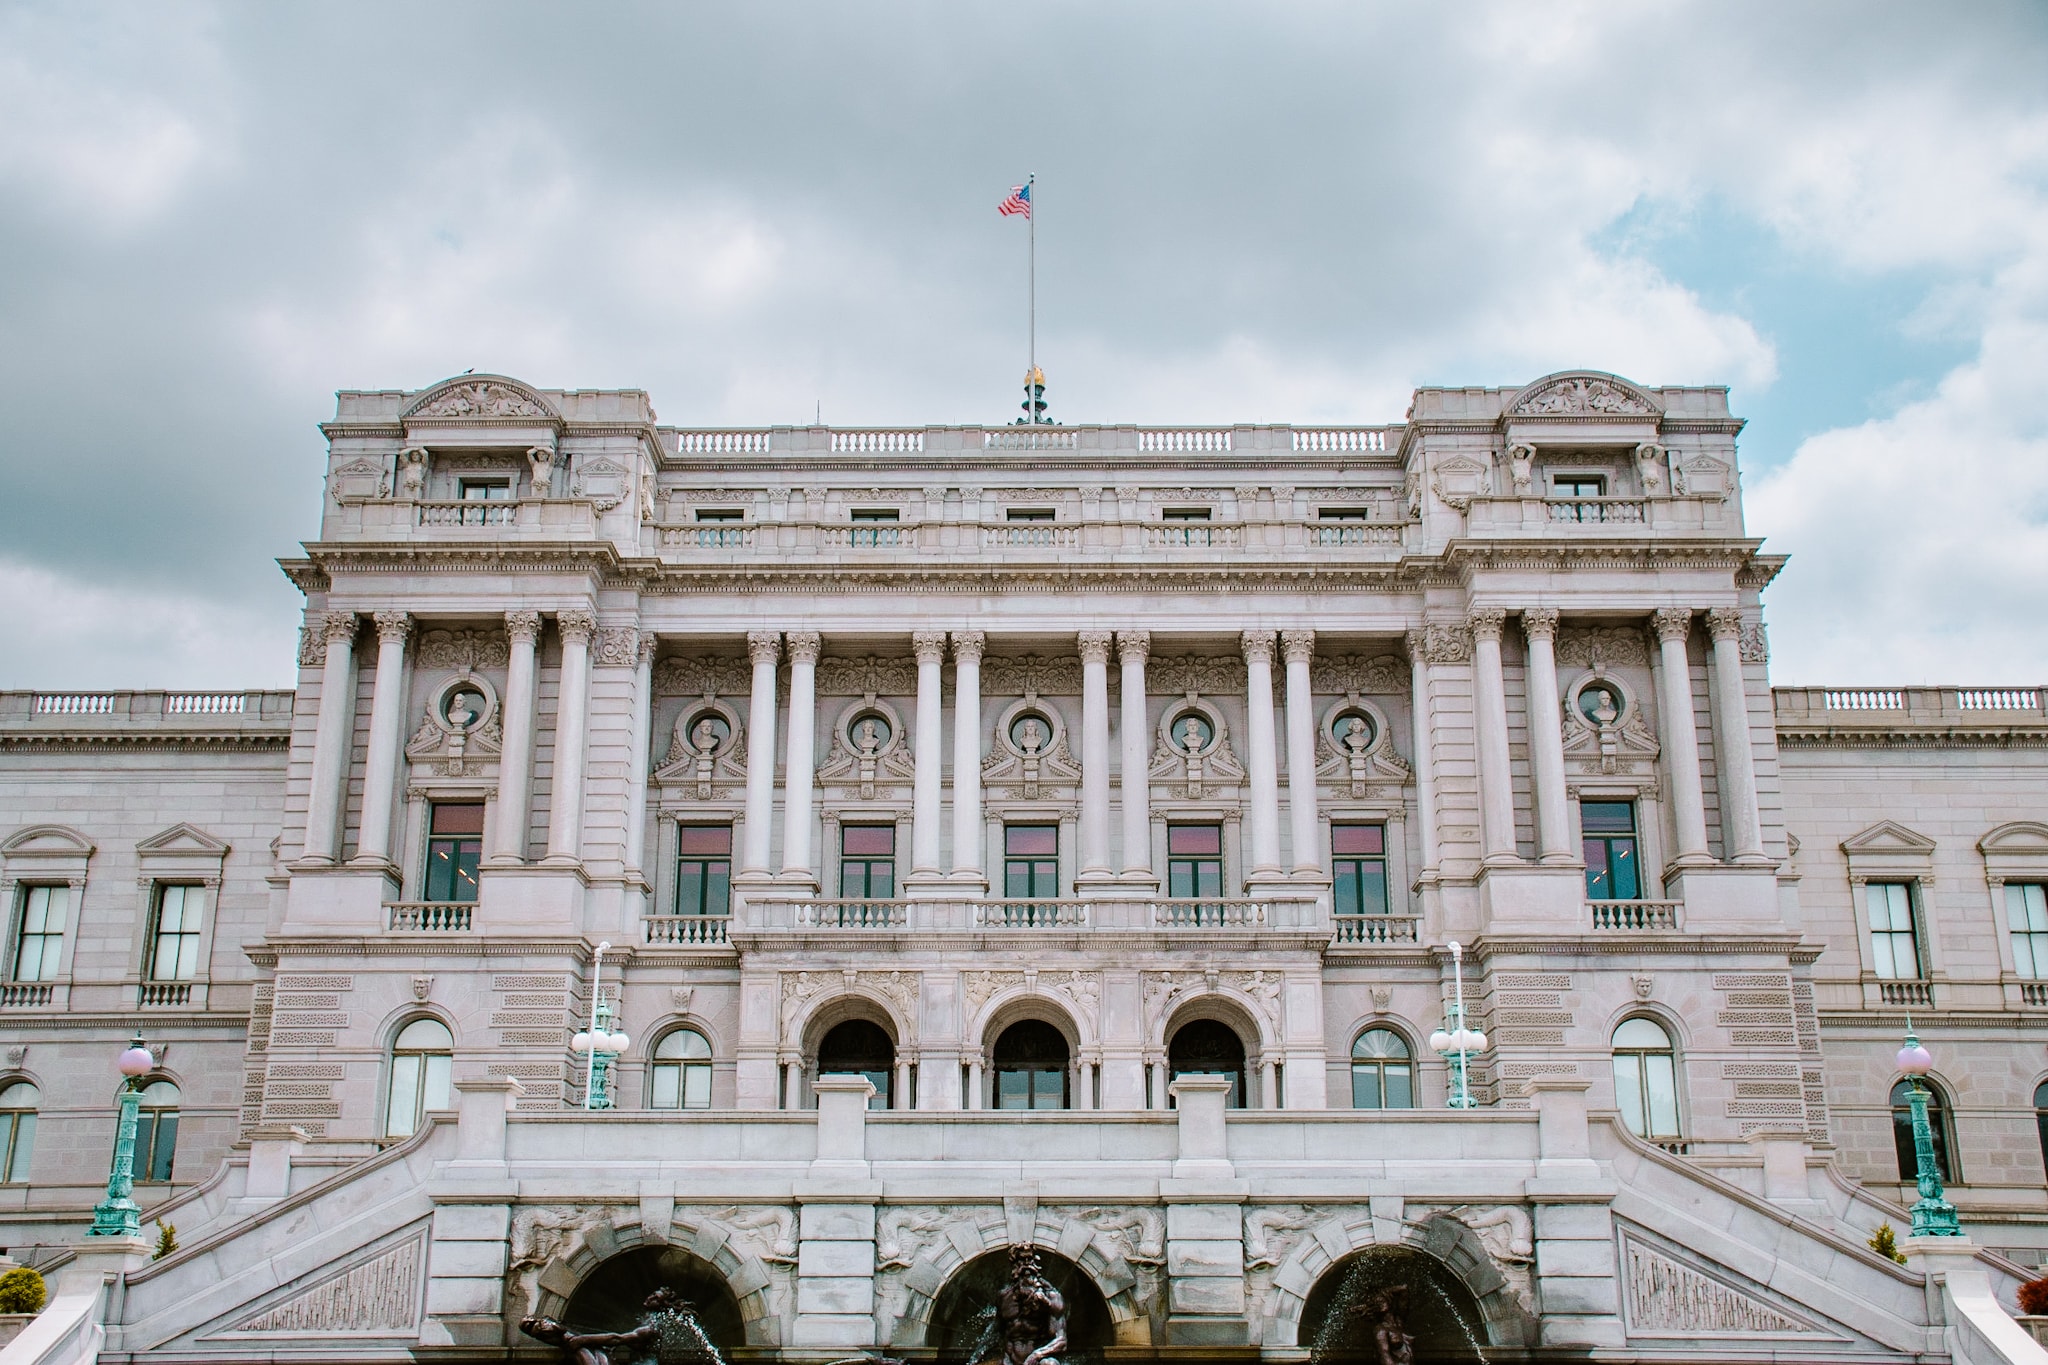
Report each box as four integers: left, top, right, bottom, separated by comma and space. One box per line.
1841, 820, 1937, 880
1980, 822, 2048, 884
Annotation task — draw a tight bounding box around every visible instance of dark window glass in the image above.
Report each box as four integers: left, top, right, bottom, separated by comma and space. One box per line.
694, 508, 742, 522
675, 824, 733, 916
992, 1020, 1070, 1110
1167, 825, 1225, 901
132, 1080, 180, 1182
1006, 508, 1055, 522
1581, 801, 1640, 900
426, 802, 485, 903
2036, 1081, 2048, 1180
1892, 1078, 1954, 1183
1004, 825, 1060, 904
1161, 507, 1212, 521
1168, 1019, 1245, 1109
1553, 475, 1605, 498
840, 826, 896, 899
1318, 507, 1372, 520
458, 479, 512, 501
818, 1019, 894, 1110
850, 508, 899, 522
1332, 823, 1389, 916
1350, 1028, 1413, 1109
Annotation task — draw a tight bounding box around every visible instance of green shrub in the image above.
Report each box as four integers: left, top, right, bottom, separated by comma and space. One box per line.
152, 1222, 178, 1261
0, 1266, 45, 1315
1868, 1222, 1907, 1267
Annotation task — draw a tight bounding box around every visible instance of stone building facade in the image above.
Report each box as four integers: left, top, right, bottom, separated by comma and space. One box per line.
2, 370, 2045, 1361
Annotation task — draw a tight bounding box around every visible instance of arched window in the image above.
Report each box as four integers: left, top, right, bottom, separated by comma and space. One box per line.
651, 1028, 713, 1110
1350, 1028, 1413, 1109
1611, 1018, 1681, 1139
135, 1079, 180, 1182
2036, 1082, 2048, 1179
992, 1020, 1070, 1110
0, 1082, 37, 1182
385, 1018, 454, 1138
1892, 1078, 1955, 1184
1168, 1019, 1246, 1109
817, 1020, 894, 1110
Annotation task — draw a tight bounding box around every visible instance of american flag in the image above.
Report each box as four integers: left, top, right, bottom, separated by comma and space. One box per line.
997, 183, 1031, 218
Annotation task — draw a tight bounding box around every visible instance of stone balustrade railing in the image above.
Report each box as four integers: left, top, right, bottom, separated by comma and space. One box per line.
732, 895, 1323, 934
1775, 685, 2048, 729
1590, 900, 1682, 930
1331, 914, 1423, 945
1, 690, 294, 727
387, 902, 473, 931
643, 915, 731, 945
649, 516, 1412, 559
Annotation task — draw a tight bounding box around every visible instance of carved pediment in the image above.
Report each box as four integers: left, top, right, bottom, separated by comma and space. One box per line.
1841, 820, 1937, 856
1429, 455, 1490, 511
1149, 697, 1244, 799
1671, 453, 1732, 499
328, 458, 385, 502
571, 455, 630, 510
136, 823, 231, 857
1981, 822, 2048, 856
1509, 371, 1661, 418
402, 375, 558, 421
0, 824, 95, 858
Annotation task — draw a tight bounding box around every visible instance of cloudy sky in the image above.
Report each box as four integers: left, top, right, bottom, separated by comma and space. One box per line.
2, 3, 2044, 688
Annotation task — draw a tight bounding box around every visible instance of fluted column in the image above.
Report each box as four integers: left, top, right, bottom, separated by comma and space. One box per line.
624, 632, 658, 878
1469, 608, 1517, 864
1280, 629, 1320, 874
1077, 631, 1114, 879
1117, 631, 1154, 881
1653, 608, 1712, 863
1242, 630, 1284, 878
740, 632, 780, 876
1521, 609, 1574, 864
544, 610, 596, 863
1706, 608, 1767, 861
951, 631, 986, 880
1405, 629, 1441, 875
353, 611, 413, 866
911, 630, 949, 875
301, 610, 360, 864
780, 631, 822, 881
491, 611, 542, 863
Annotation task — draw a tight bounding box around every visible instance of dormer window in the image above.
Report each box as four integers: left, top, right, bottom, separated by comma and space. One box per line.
1552, 475, 1605, 499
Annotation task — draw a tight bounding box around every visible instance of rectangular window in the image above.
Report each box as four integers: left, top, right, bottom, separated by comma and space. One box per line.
1160, 507, 1213, 546
1004, 824, 1060, 902
849, 508, 899, 521
1167, 824, 1225, 899
458, 478, 512, 501
1867, 881, 1922, 979
1553, 475, 1605, 498
2010, 884, 2048, 980
1332, 824, 1389, 916
1161, 507, 1212, 521
694, 508, 743, 522
849, 508, 900, 547
424, 801, 485, 904
12, 886, 67, 982
840, 825, 896, 899
1581, 801, 1641, 900
675, 825, 733, 916
149, 886, 202, 981
1006, 508, 1055, 522
1318, 507, 1373, 521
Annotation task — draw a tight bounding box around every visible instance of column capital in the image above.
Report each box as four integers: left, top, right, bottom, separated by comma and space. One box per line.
1521, 607, 1560, 641
785, 630, 822, 665
505, 610, 543, 644
951, 630, 986, 664
1705, 607, 1744, 642
1410, 623, 1471, 666
746, 630, 781, 666
1077, 630, 1114, 665
1651, 607, 1695, 643
372, 610, 413, 643
1116, 629, 1151, 665
1280, 628, 1316, 663
1240, 628, 1277, 662
556, 609, 598, 644
912, 630, 950, 665
1466, 608, 1508, 644
638, 631, 660, 666
321, 610, 361, 644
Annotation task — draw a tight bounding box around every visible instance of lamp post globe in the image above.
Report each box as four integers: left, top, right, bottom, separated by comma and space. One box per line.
89, 1036, 155, 1240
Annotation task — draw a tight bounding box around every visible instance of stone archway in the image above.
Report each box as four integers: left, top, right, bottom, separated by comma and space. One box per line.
516, 1207, 786, 1349
925, 1248, 1114, 1364
886, 1212, 1148, 1351
560, 1245, 746, 1350
1298, 1247, 1489, 1363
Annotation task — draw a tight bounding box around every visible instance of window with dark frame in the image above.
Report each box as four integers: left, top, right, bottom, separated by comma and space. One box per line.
1005, 508, 1055, 522
992, 1020, 1070, 1110
0, 1082, 36, 1182
1553, 475, 1606, 498
1318, 507, 1373, 521
1350, 1028, 1414, 1109
133, 1079, 180, 1182
1867, 881, 1922, 980
148, 886, 202, 981
1003, 824, 1059, 907
1331, 824, 1389, 916
458, 478, 512, 501
425, 802, 485, 904
840, 825, 896, 899
12, 885, 66, 982
1167, 825, 1225, 901
849, 508, 900, 547
675, 825, 733, 917
1581, 801, 1641, 900
2007, 884, 2048, 979
694, 507, 743, 522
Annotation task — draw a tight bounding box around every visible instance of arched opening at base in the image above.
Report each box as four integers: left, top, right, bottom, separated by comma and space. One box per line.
560, 1245, 747, 1355
926, 1248, 1113, 1365
1300, 1247, 1489, 1365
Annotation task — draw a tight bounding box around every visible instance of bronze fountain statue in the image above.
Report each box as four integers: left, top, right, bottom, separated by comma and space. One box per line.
989, 1245, 1068, 1365
521, 1286, 704, 1365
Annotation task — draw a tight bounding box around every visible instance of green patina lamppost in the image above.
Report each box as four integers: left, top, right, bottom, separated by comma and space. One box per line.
1429, 941, 1487, 1109
572, 941, 630, 1111
88, 1037, 155, 1239
1896, 1025, 1962, 1238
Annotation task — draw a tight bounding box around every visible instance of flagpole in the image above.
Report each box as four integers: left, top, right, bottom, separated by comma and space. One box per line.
1027, 172, 1036, 418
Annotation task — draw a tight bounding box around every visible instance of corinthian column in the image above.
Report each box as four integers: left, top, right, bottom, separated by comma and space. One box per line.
1077, 631, 1114, 879
301, 611, 360, 864
1705, 608, 1766, 861
951, 631, 987, 880
491, 611, 542, 863
912, 630, 949, 876
544, 610, 597, 863
1117, 631, 1155, 882
1280, 629, 1320, 874
781, 631, 822, 882
1469, 608, 1517, 864
1242, 630, 1284, 879
740, 631, 780, 876
353, 611, 413, 866
1653, 608, 1712, 863
1520, 609, 1574, 864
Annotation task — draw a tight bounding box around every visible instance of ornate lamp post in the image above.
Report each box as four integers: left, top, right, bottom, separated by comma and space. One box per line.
1429, 941, 1487, 1109
571, 942, 630, 1111
1895, 1025, 1961, 1237
88, 1037, 155, 1239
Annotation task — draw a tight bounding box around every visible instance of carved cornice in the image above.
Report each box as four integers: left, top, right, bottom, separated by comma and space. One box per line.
0, 732, 291, 754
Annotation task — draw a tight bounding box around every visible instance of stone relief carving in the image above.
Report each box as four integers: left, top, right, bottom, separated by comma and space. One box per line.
1221, 970, 1283, 1027
1314, 696, 1412, 798
1554, 626, 1650, 670
396, 447, 427, 500
981, 654, 1083, 696
571, 455, 630, 511
1243, 1205, 1314, 1269
412, 380, 552, 419
416, 629, 510, 671
1149, 695, 1245, 800
297, 625, 327, 668
1435, 1205, 1532, 1264
816, 699, 914, 799
1429, 455, 1490, 511
592, 628, 641, 667
1504, 442, 1535, 496
653, 697, 746, 799
1511, 375, 1659, 416
231, 1234, 423, 1333
1671, 454, 1732, 500
328, 457, 386, 502
507, 1206, 605, 1309
1622, 1237, 1815, 1334
816, 655, 917, 696
653, 656, 753, 698
876, 1206, 950, 1269
700, 1205, 799, 1264
1311, 653, 1411, 697
405, 673, 503, 778
1046, 969, 1102, 1017
1560, 673, 1659, 777
526, 446, 556, 498
780, 971, 828, 1029
1410, 623, 1471, 665
964, 970, 1027, 1015
858, 970, 921, 1024
1140, 971, 1194, 1035
1738, 619, 1770, 664
1147, 655, 1248, 695
1074, 1206, 1164, 1266
1635, 442, 1668, 495
981, 695, 1082, 800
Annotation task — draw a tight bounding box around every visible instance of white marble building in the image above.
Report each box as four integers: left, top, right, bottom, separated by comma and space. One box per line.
3, 370, 2047, 1362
